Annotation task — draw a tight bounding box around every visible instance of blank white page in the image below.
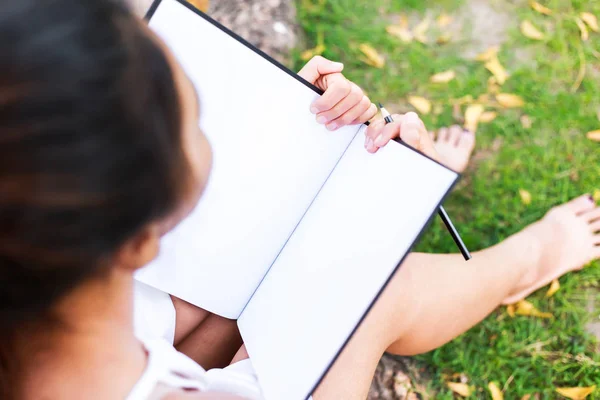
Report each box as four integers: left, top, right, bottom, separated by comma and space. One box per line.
238, 129, 458, 400
135, 0, 360, 318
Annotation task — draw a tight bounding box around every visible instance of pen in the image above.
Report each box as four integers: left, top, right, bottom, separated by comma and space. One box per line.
378, 103, 472, 261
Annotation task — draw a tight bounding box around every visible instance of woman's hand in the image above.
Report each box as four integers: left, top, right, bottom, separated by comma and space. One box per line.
298, 56, 377, 130
364, 112, 440, 161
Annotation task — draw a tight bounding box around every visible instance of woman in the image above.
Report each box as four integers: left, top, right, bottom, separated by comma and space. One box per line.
1, 1, 599, 399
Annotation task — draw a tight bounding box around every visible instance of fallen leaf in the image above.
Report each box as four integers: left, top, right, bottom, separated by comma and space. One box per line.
480, 111, 498, 123
546, 279, 560, 297
515, 299, 553, 318
488, 76, 501, 94
359, 44, 385, 68
587, 130, 600, 142
530, 1, 552, 15
581, 12, 599, 32
521, 394, 532, 400
187, 0, 210, 12
465, 104, 485, 132
452, 95, 474, 105
398, 14, 409, 29
300, 44, 326, 61
521, 20, 545, 40
476, 46, 500, 62
437, 14, 453, 27
437, 33, 452, 44
414, 17, 432, 43
575, 17, 589, 41
386, 25, 413, 43
433, 104, 444, 115
485, 57, 509, 85
407, 96, 432, 114
507, 304, 515, 317
519, 189, 532, 205
497, 93, 525, 108
521, 115, 533, 129
488, 382, 504, 400
430, 70, 456, 83
593, 189, 600, 203
555, 386, 596, 400
447, 382, 472, 397
476, 94, 491, 104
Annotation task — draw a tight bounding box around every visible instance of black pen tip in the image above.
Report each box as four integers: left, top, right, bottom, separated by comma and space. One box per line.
378, 102, 384, 108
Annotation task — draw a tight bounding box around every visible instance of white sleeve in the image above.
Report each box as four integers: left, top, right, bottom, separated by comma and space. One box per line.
133, 280, 176, 344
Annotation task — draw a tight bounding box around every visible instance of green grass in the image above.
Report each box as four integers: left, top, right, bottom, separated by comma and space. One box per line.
295, 0, 600, 397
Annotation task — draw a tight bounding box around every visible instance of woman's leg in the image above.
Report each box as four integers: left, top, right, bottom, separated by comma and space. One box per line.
314, 195, 600, 399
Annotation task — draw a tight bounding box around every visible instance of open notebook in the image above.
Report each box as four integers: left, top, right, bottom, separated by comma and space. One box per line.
136, 1, 459, 398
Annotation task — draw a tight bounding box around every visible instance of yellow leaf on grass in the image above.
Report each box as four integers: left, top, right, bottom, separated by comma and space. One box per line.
581, 12, 599, 32
587, 130, 600, 142
386, 25, 413, 43
430, 70, 456, 83
530, 1, 552, 15
476, 46, 500, 62
515, 299, 553, 318
521, 20, 545, 40
497, 93, 525, 108
521, 395, 532, 400
546, 279, 560, 297
359, 44, 385, 68
488, 382, 504, 400
414, 17, 432, 43
407, 96, 432, 115
187, 0, 209, 12
555, 386, 596, 400
480, 111, 498, 123
447, 382, 472, 397
485, 57, 509, 85
300, 44, 326, 61
575, 17, 590, 41
519, 189, 532, 205
465, 104, 485, 133
593, 189, 600, 203
437, 14, 453, 27
507, 304, 515, 317
437, 33, 453, 44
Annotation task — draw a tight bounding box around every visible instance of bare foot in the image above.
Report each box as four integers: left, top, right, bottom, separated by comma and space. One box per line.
503, 195, 600, 304
430, 125, 476, 173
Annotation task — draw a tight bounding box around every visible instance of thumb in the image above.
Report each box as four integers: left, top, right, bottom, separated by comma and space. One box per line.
297, 56, 344, 84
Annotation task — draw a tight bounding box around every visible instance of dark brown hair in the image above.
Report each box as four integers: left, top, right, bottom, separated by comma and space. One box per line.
0, 0, 190, 397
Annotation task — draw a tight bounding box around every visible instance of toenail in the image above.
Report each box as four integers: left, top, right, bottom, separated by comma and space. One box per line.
463, 128, 473, 134
589, 195, 595, 203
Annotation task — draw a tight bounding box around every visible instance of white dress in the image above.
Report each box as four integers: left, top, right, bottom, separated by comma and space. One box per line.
131, 281, 265, 400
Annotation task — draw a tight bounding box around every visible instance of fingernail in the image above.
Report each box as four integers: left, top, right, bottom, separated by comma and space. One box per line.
316, 115, 327, 124
310, 106, 319, 114
333, 61, 344, 69
374, 134, 384, 147
364, 134, 370, 148
366, 138, 374, 151
326, 122, 337, 131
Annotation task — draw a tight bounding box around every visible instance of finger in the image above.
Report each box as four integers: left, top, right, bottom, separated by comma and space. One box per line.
365, 119, 386, 150
297, 56, 344, 84
399, 112, 439, 160
372, 120, 403, 149
310, 75, 351, 114
351, 102, 378, 125
316, 83, 364, 127
327, 95, 372, 130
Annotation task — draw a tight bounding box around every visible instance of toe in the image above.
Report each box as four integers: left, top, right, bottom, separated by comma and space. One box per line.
458, 130, 476, 152
437, 127, 449, 143
583, 207, 600, 223
429, 131, 436, 141
591, 219, 600, 233
564, 195, 596, 215
448, 125, 463, 146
